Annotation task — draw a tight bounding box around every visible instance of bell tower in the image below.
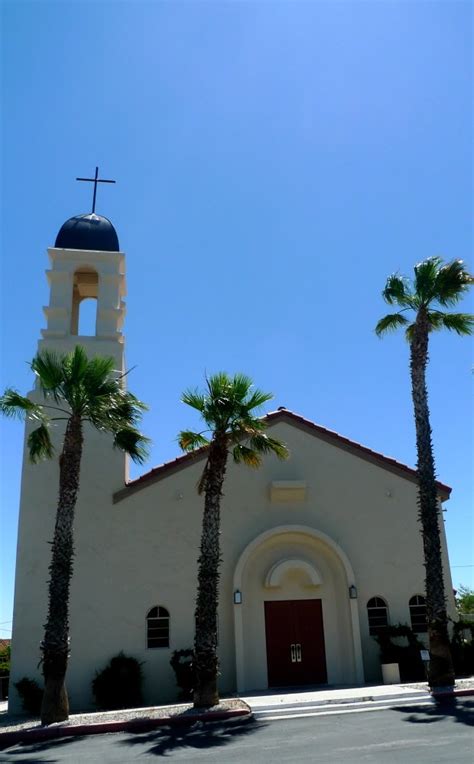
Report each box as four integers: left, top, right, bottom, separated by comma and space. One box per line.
9, 178, 131, 714
40, 211, 126, 370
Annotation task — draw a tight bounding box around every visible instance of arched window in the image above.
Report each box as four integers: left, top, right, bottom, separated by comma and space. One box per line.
367, 597, 389, 635
77, 297, 97, 336
409, 595, 428, 633
147, 606, 170, 648
70, 268, 99, 336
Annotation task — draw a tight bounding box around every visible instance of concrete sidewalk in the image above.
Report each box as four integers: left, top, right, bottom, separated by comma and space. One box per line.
243, 678, 474, 712
243, 682, 429, 710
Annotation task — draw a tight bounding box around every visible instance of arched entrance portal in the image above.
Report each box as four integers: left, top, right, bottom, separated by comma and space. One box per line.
233, 526, 364, 692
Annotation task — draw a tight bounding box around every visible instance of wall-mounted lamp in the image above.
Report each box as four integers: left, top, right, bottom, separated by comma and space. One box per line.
233, 589, 242, 605
349, 585, 358, 600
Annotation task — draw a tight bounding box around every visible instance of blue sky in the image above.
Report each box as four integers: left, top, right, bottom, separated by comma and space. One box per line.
1, 1, 472, 639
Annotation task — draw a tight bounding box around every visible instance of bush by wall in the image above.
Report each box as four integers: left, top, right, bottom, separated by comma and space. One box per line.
0, 643, 10, 700
373, 624, 426, 681
170, 649, 194, 701
14, 677, 43, 715
451, 620, 474, 677
92, 652, 143, 710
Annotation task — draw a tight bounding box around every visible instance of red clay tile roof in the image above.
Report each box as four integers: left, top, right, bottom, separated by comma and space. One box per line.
113, 409, 451, 503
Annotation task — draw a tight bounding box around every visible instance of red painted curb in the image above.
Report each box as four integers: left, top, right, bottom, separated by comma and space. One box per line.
431, 688, 474, 699
0, 707, 251, 750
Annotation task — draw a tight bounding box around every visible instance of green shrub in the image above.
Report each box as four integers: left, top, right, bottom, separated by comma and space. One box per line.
373, 624, 426, 681
170, 649, 194, 701
92, 652, 143, 710
0, 644, 10, 675
14, 677, 43, 715
0, 644, 10, 700
451, 620, 474, 677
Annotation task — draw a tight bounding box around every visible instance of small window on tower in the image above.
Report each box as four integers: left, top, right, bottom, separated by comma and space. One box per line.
147, 606, 170, 649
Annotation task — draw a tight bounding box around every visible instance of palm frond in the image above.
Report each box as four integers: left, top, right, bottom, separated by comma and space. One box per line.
178, 430, 210, 452
181, 389, 207, 413
229, 373, 253, 402
244, 389, 275, 412
431, 312, 474, 336
206, 372, 233, 398
82, 354, 116, 396
4, 350, 149, 465
413, 257, 443, 305
232, 444, 262, 468
113, 428, 151, 464
31, 350, 65, 401
27, 423, 54, 463
382, 274, 414, 307
228, 419, 266, 443
61, 347, 90, 412
426, 311, 445, 331
89, 390, 148, 431
181, 373, 286, 486
68, 345, 90, 383
249, 434, 289, 460
375, 313, 410, 336
204, 373, 234, 423
0, 390, 45, 421
433, 260, 473, 307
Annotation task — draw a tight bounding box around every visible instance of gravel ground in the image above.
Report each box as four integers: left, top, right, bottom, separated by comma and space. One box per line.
0, 698, 249, 735
406, 677, 474, 692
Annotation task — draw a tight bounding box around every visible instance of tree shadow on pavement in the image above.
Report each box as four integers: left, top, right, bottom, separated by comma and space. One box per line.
394, 698, 474, 728
117, 715, 265, 757
1, 734, 85, 762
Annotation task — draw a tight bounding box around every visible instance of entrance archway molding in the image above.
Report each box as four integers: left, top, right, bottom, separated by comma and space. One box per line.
233, 525, 365, 691
265, 558, 323, 588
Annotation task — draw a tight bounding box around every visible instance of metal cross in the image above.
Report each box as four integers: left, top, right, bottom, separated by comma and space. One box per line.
76, 166, 116, 214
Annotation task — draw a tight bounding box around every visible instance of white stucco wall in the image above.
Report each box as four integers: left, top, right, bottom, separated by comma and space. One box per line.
10, 415, 456, 713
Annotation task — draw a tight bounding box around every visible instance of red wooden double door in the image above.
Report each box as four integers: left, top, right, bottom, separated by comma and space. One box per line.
264, 599, 327, 687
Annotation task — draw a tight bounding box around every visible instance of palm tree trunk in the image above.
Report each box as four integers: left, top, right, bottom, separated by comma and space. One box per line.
40, 415, 83, 725
193, 437, 228, 708
410, 309, 455, 689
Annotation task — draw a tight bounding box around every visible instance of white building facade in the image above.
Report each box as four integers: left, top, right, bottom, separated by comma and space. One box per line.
9, 213, 456, 712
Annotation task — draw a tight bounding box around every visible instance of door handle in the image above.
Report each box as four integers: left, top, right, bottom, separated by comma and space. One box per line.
290, 643, 296, 663
296, 643, 302, 663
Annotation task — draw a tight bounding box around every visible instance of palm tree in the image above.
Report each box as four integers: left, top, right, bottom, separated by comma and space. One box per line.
179, 372, 288, 707
1, 346, 150, 724
375, 257, 473, 689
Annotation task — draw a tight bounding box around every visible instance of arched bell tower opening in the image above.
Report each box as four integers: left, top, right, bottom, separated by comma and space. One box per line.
71, 267, 99, 336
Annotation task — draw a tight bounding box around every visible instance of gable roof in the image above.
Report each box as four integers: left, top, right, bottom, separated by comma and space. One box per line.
113, 408, 451, 503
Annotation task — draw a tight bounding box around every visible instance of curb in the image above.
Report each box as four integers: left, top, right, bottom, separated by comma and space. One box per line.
0, 707, 252, 751
431, 688, 474, 699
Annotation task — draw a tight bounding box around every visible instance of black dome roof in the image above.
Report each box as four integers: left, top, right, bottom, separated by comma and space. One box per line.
55, 213, 119, 252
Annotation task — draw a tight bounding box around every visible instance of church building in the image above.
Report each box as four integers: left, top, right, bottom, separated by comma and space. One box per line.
9, 204, 456, 712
